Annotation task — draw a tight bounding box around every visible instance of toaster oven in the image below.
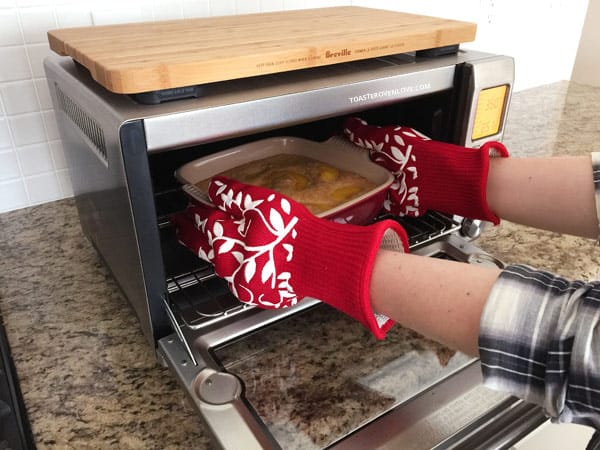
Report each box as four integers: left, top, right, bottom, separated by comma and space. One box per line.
44, 48, 547, 449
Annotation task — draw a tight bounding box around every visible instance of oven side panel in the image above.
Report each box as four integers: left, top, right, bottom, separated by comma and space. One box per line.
44, 58, 167, 348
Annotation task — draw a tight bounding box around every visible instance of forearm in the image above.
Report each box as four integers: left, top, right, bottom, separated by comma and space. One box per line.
369, 154, 598, 353
487, 155, 599, 239
369, 249, 500, 356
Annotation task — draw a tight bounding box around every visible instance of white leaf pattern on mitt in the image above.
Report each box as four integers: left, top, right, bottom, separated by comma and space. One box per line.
282, 243, 294, 261
261, 259, 275, 284
213, 221, 224, 237
346, 123, 422, 217
244, 258, 256, 283
206, 181, 300, 308
269, 208, 284, 232
218, 239, 235, 254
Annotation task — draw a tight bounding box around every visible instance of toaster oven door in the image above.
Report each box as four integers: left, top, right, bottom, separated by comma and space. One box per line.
157, 233, 546, 450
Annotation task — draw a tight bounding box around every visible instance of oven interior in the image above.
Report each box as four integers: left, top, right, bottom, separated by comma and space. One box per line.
149, 89, 464, 335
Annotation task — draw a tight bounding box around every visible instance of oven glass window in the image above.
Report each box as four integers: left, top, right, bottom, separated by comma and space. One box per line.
214, 303, 474, 449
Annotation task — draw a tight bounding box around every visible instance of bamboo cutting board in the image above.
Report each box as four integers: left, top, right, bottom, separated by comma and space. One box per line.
47, 7, 476, 94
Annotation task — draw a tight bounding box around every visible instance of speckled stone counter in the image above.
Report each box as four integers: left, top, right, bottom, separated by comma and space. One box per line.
0, 199, 212, 449
1, 81, 599, 449
476, 81, 600, 279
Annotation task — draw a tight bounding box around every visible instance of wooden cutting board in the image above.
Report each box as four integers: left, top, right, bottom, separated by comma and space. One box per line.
47, 7, 476, 94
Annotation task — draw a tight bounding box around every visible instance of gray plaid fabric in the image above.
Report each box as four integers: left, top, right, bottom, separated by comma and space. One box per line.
594, 152, 600, 238
479, 153, 600, 429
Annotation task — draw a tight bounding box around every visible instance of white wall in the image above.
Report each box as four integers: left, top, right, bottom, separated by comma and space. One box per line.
354, 0, 589, 92
572, 0, 600, 86
0, 0, 590, 213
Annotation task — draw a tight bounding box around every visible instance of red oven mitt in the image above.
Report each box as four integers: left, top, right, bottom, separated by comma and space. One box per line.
170, 176, 409, 339
343, 117, 509, 224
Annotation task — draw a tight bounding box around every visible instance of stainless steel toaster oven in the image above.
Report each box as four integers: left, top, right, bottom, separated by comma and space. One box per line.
44, 48, 547, 449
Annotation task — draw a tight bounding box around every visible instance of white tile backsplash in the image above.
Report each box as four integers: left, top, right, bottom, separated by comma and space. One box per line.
210, 0, 236, 16
91, 7, 145, 25
34, 78, 51, 109
55, 5, 92, 27
0, 9, 24, 46
283, 0, 311, 10
0, 0, 591, 213
15, 0, 54, 7
182, 0, 209, 18
9, 112, 46, 146
0, 79, 39, 114
56, 167, 72, 196
0, 150, 20, 180
17, 141, 53, 175
236, 0, 260, 14
0, 179, 28, 213
259, 0, 284, 12
24, 170, 61, 204
0, 47, 31, 82
153, 0, 183, 20
48, 139, 65, 169
41, 109, 58, 139
19, 6, 57, 43
25, 43, 52, 78
139, 3, 155, 22
0, 118, 12, 149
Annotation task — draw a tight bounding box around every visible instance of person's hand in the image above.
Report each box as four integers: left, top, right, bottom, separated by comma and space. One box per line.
343, 117, 509, 224
170, 176, 408, 339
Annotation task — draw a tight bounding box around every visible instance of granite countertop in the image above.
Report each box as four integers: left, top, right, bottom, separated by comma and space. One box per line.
475, 81, 600, 278
1, 80, 600, 449
0, 199, 211, 448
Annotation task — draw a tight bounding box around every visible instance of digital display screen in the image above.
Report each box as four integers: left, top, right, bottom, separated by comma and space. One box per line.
471, 84, 508, 141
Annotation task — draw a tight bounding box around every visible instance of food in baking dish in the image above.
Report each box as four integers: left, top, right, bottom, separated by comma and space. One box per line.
196, 154, 376, 214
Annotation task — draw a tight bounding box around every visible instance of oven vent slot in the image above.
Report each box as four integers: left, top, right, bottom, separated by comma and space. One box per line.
55, 85, 108, 165
167, 266, 253, 330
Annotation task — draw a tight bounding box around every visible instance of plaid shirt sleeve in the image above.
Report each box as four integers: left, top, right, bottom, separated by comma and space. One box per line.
478, 152, 600, 429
